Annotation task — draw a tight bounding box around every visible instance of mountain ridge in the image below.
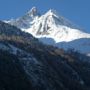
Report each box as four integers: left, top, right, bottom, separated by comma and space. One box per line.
0, 21, 90, 90
5, 7, 90, 55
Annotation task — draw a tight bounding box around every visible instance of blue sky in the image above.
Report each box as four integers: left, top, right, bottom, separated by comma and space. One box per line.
0, 0, 90, 32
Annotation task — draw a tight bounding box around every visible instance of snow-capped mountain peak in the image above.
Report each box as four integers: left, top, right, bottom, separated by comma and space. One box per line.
5, 7, 90, 54
27, 7, 40, 18
6, 7, 40, 29
45, 9, 58, 16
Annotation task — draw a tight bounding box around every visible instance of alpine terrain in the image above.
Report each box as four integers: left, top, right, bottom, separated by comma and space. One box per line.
0, 7, 90, 90
6, 7, 90, 55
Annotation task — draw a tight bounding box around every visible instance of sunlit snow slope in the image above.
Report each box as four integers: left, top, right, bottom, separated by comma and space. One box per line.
6, 7, 90, 54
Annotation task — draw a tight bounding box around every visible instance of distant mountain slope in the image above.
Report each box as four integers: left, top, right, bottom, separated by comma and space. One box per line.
0, 21, 90, 90
6, 7, 90, 55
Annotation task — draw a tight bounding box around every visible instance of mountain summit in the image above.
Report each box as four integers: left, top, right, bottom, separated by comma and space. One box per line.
27, 7, 40, 17
7, 7, 40, 29
6, 7, 90, 55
